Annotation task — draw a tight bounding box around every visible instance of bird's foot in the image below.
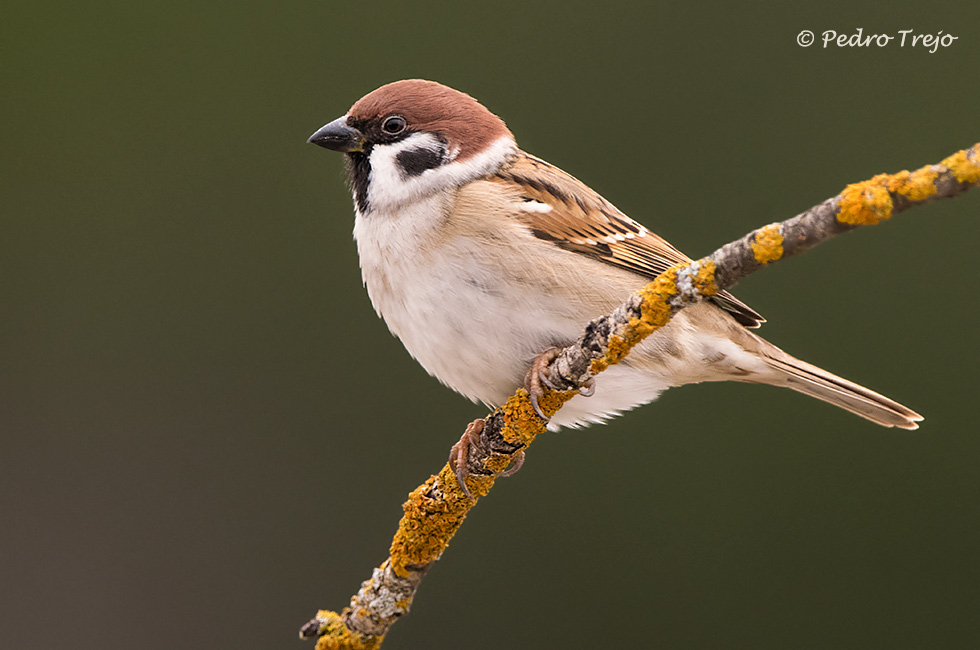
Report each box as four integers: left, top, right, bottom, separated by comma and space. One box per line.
524, 348, 562, 421
448, 418, 525, 499
523, 347, 595, 420
448, 419, 485, 499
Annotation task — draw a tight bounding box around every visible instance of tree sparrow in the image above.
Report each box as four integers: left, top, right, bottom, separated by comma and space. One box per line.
307, 79, 920, 461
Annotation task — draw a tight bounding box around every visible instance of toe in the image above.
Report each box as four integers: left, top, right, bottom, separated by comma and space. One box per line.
448, 419, 485, 499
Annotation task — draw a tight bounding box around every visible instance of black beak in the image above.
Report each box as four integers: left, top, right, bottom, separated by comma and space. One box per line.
307, 117, 366, 153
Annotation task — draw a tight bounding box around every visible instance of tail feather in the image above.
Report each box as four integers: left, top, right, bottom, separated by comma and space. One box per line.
760, 354, 922, 430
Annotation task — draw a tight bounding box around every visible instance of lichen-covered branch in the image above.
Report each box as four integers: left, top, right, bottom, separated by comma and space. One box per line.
300, 143, 980, 650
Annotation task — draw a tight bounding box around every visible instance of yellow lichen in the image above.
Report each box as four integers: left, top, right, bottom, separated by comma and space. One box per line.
587, 266, 688, 377
625, 314, 653, 341
635, 269, 679, 330
837, 145, 980, 225
692, 259, 719, 295
751, 224, 784, 264
589, 356, 609, 375
313, 610, 383, 650
942, 147, 980, 184
887, 167, 939, 201
389, 466, 478, 577
602, 333, 634, 367
838, 174, 894, 225
482, 451, 516, 476
388, 373, 582, 578
497, 389, 562, 448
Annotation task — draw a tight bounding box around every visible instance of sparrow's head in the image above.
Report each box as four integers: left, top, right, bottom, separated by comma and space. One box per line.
308, 79, 516, 214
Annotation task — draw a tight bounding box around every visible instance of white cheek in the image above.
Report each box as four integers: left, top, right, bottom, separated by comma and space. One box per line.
364, 134, 517, 213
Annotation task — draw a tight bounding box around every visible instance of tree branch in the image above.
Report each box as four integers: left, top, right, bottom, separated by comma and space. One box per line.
300, 143, 980, 650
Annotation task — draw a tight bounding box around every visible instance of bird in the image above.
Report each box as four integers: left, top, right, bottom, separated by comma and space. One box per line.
307, 79, 921, 491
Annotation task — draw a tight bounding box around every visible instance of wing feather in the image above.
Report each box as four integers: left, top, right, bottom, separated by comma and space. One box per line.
491, 152, 765, 328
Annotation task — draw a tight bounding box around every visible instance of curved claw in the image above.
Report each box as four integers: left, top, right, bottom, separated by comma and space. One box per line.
524, 347, 563, 422
498, 449, 525, 477
538, 369, 561, 391
448, 418, 485, 499
529, 389, 547, 421
578, 378, 596, 397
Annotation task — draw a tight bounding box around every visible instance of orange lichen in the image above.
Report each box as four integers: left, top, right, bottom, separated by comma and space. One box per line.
942, 147, 980, 184
589, 357, 609, 375
389, 378, 580, 576
635, 268, 679, 330
586, 267, 686, 379
589, 265, 699, 376
837, 145, 980, 226
887, 166, 939, 201
482, 450, 517, 476
751, 224, 784, 264
692, 259, 719, 296
838, 174, 894, 225
313, 610, 383, 650
389, 465, 479, 577
497, 390, 559, 447
594, 333, 632, 372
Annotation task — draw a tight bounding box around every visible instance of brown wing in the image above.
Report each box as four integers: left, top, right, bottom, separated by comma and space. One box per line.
491, 151, 764, 328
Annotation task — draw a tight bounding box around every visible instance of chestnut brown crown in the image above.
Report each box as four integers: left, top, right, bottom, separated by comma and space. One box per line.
347, 79, 513, 161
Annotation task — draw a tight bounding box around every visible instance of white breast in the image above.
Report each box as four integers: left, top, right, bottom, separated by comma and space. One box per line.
353, 191, 549, 406
350, 139, 765, 428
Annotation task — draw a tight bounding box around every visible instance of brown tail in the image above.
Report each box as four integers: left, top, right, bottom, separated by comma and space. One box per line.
759, 352, 922, 429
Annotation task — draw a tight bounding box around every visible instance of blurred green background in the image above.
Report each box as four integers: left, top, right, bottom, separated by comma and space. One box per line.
3, 1, 979, 649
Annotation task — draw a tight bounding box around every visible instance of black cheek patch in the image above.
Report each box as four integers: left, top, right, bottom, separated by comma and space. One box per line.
396, 146, 446, 177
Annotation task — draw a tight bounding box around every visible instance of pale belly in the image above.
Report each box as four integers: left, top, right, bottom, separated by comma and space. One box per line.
358, 234, 582, 407
352, 202, 766, 429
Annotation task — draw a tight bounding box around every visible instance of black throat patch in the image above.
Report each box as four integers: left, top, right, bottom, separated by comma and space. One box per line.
344, 150, 372, 213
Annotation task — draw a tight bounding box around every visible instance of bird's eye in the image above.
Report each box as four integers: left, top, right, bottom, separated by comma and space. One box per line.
382, 116, 407, 134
